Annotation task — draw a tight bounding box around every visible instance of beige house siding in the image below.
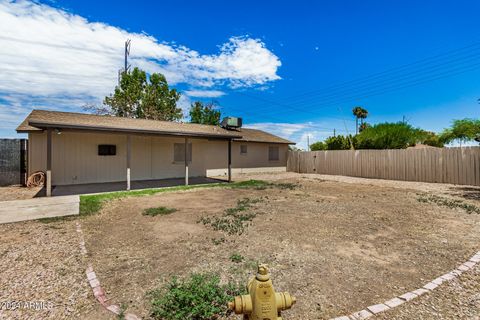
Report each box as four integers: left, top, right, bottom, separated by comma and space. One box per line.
28, 131, 288, 185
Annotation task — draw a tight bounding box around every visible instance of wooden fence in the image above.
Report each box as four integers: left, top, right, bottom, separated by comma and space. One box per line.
287, 147, 480, 186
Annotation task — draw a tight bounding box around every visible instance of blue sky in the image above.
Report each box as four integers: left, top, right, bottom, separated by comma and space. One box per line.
0, 0, 479, 148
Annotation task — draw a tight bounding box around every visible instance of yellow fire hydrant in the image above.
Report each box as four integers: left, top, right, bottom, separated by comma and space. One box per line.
228, 264, 296, 320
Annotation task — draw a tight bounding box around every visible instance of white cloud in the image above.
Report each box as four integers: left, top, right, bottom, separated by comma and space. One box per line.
0, 0, 281, 135
177, 94, 192, 118
245, 122, 335, 150
184, 90, 226, 98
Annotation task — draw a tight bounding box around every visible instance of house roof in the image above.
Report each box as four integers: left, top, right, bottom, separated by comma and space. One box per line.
17, 110, 294, 144
232, 128, 293, 144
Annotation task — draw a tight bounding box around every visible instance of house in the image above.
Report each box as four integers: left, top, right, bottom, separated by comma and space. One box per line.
17, 110, 293, 196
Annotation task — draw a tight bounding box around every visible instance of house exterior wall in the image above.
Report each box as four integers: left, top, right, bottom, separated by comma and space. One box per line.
28, 131, 288, 185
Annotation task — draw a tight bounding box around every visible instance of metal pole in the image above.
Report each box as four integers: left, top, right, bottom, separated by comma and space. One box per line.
126, 135, 131, 190
228, 139, 232, 182
20, 139, 27, 186
185, 137, 189, 186
46, 129, 52, 197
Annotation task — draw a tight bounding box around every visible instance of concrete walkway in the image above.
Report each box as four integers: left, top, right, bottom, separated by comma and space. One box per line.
0, 195, 79, 224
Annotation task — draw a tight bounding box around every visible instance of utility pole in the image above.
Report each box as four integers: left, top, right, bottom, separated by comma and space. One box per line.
333, 128, 336, 137
118, 39, 131, 84
124, 39, 131, 73
307, 134, 310, 151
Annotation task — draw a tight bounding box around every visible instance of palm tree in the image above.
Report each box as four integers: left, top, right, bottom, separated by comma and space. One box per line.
352, 106, 368, 134
359, 108, 368, 127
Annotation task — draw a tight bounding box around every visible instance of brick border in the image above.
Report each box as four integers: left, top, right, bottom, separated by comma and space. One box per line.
331, 250, 480, 319
77, 220, 479, 320
76, 222, 141, 320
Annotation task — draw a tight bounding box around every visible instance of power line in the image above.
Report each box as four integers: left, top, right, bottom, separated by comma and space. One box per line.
240, 39, 480, 111
218, 102, 349, 132
235, 47, 480, 114
229, 50, 480, 118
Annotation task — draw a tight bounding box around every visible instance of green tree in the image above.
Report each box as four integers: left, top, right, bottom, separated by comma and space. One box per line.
421, 131, 444, 148
355, 122, 427, 149
310, 141, 327, 151
352, 106, 368, 134
440, 118, 480, 144
189, 101, 221, 125
103, 67, 182, 121
359, 122, 370, 132
324, 135, 355, 150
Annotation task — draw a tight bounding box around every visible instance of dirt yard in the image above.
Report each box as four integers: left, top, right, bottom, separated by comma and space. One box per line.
78, 173, 480, 319
0, 218, 110, 319
0, 185, 43, 201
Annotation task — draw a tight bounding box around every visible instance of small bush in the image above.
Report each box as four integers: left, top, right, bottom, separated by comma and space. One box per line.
149, 273, 244, 320
143, 207, 177, 216
230, 253, 244, 263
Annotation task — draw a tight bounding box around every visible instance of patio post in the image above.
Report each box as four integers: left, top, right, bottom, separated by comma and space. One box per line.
228, 139, 232, 183
126, 135, 131, 191
46, 128, 52, 197
185, 137, 189, 185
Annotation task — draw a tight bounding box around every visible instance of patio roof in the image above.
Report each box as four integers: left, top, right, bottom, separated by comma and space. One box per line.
17, 109, 294, 144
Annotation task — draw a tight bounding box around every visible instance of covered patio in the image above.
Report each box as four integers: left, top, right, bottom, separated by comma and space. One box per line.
18, 110, 242, 197
49, 176, 226, 196
18, 110, 292, 197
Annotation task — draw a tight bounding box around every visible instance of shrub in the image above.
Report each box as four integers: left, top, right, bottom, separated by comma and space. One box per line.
143, 207, 177, 216
325, 135, 354, 150
355, 122, 427, 149
310, 141, 327, 151
421, 131, 444, 147
149, 273, 244, 320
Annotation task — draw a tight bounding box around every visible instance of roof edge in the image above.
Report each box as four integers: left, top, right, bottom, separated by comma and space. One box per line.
27, 121, 242, 139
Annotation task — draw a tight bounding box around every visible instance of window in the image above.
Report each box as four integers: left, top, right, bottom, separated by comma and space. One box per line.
98, 145, 116, 156
268, 146, 279, 161
174, 143, 192, 163
240, 145, 248, 155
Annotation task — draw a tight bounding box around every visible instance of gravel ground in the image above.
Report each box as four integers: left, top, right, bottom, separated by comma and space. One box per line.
236, 171, 480, 197
0, 218, 109, 320
374, 263, 480, 320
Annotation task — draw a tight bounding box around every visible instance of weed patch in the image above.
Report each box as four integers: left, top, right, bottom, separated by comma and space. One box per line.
230, 253, 244, 263
417, 194, 480, 214
148, 273, 244, 320
230, 179, 297, 190
143, 207, 177, 217
198, 198, 263, 235
211, 237, 226, 245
